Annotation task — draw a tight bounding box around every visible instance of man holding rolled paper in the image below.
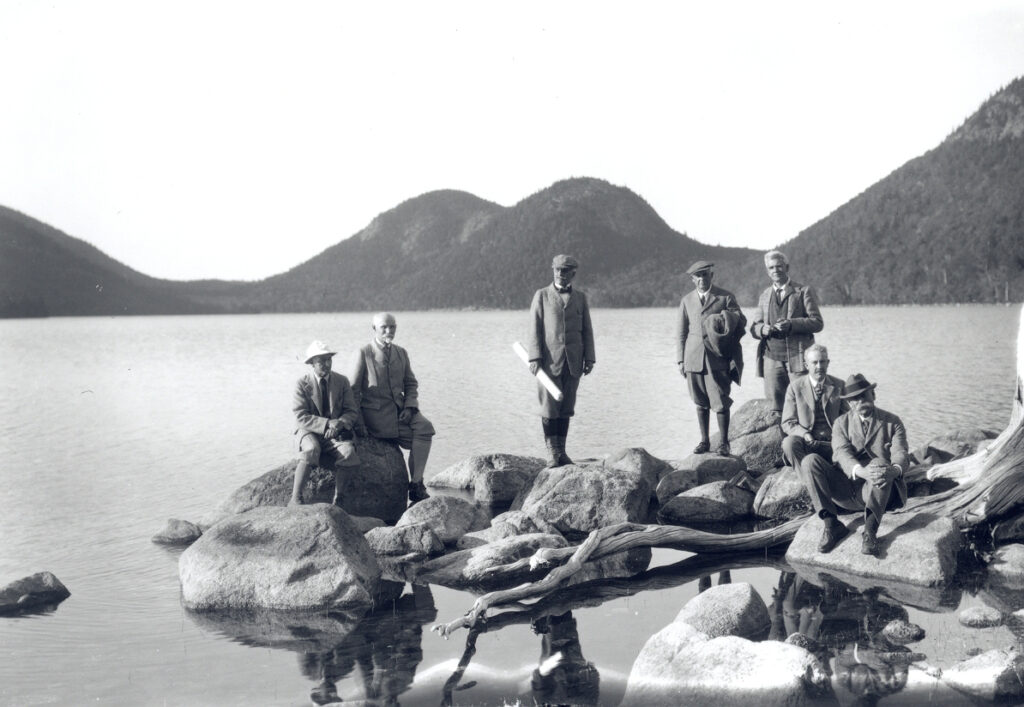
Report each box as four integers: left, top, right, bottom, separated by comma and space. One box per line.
527, 254, 596, 467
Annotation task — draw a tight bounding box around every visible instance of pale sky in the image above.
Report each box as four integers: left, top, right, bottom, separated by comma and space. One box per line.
2, 1, 1023, 281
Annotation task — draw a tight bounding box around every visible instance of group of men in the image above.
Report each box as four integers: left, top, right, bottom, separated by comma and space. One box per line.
678, 252, 908, 557
288, 250, 908, 558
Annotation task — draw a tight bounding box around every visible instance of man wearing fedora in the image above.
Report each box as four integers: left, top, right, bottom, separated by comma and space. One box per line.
290, 340, 360, 506
348, 312, 435, 506
781, 343, 847, 470
677, 260, 746, 456
527, 254, 596, 467
804, 373, 909, 556
750, 250, 824, 414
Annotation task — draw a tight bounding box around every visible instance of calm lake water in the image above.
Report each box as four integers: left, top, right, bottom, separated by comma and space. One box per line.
0, 305, 1019, 706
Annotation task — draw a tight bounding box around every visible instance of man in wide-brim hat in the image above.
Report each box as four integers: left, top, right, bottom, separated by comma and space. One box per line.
802, 373, 909, 556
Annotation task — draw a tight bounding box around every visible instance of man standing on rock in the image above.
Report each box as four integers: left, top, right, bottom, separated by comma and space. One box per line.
290, 340, 360, 506
804, 373, 909, 556
527, 254, 596, 467
348, 312, 435, 506
677, 260, 746, 456
781, 344, 847, 471
750, 250, 824, 414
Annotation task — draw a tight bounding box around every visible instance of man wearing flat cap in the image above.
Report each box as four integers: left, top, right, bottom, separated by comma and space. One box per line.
802, 373, 909, 556
677, 260, 746, 455
290, 340, 360, 506
527, 254, 595, 466
750, 250, 824, 414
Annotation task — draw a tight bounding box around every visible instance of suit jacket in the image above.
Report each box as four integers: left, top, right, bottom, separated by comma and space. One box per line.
527, 284, 596, 377
677, 285, 745, 374
832, 407, 909, 509
347, 341, 420, 439
781, 374, 847, 438
292, 371, 358, 437
750, 280, 823, 376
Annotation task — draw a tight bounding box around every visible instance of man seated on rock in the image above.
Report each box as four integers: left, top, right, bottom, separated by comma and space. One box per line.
781, 344, 847, 471
804, 373, 909, 556
290, 340, 360, 506
348, 312, 435, 506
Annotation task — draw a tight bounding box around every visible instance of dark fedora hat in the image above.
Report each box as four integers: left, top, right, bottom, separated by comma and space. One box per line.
839, 373, 877, 399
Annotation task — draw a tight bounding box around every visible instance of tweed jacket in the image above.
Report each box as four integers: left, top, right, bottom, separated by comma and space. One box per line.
750, 280, 823, 377
527, 284, 596, 377
292, 371, 359, 437
347, 340, 421, 439
832, 406, 909, 508
781, 373, 848, 438
677, 285, 745, 374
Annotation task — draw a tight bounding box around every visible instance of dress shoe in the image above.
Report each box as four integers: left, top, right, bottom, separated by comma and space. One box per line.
408, 480, 429, 505
818, 517, 850, 553
716, 442, 731, 456
693, 440, 711, 454
862, 531, 879, 556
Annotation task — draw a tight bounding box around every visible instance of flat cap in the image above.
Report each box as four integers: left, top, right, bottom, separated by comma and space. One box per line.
552, 254, 579, 269
686, 260, 714, 275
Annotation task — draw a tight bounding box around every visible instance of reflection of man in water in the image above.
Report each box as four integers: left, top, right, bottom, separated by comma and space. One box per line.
530, 611, 600, 706
304, 584, 437, 705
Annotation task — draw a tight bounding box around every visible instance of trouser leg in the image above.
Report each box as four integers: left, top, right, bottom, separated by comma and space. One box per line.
716, 409, 730, 443
763, 358, 790, 414
798, 453, 856, 518
696, 407, 710, 444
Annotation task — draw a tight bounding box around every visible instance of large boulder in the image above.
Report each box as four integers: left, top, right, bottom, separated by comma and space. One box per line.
622, 608, 829, 705
426, 453, 545, 493
152, 518, 203, 546
786, 512, 962, 589
987, 543, 1024, 586
752, 467, 812, 519
669, 454, 747, 482
416, 533, 569, 590
675, 583, 771, 639
655, 469, 701, 506
517, 465, 652, 538
658, 481, 755, 524
395, 495, 488, 545
365, 523, 444, 559
179, 504, 381, 611
0, 571, 71, 615
711, 399, 784, 471
211, 437, 409, 524
604, 447, 673, 492
942, 648, 1024, 703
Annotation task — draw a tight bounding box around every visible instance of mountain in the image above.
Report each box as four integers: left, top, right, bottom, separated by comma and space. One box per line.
728, 77, 1024, 305
0, 206, 232, 317
243, 179, 755, 311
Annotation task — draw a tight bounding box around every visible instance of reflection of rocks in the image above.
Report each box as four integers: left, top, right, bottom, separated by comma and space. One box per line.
179, 505, 381, 611
415, 533, 569, 590
786, 512, 961, 590
395, 495, 488, 545
186, 606, 365, 654
658, 481, 754, 524
675, 582, 770, 640
752, 468, 812, 520
152, 518, 203, 546
958, 605, 1004, 628
0, 571, 70, 615
517, 465, 651, 538
942, 648, 1024, 703
880, 619, 925, 644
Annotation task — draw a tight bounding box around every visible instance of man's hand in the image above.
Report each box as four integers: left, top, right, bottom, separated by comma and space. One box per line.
678, 362, 687, 377
865, 458, 893, 489
326, 418, 346, 439
529, 360, 540, 376
773, 320, 792, 337
399, 407, 416, 424
583, 361, 594, 375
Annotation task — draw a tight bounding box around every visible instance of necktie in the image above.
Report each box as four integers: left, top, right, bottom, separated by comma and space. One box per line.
776, 287, 783, 304
383, 344, 391, 360
813, 383, 823, 399
862, 417, 870, 437
319, 377, 330, 416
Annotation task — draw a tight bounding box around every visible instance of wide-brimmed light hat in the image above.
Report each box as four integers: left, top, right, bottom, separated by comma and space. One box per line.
304, 340, 336, 364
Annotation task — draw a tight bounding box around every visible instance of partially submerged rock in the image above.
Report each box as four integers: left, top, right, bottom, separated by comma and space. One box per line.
395, 495, 488, 545
517, 464, 651, 538
881, 619, 926, 644
179, 504, 381, 611
674, 582, 770, 640
456, 510, 562, 550
426, 453, 545, 504
0, 571, 71, 615
658, 481, 755, 524
151, 518, 203, 546
786, 512, 962, 590
914, 427, 999, 465
365, 523, 444, 559
942, 648, 1024, 702
415, 533, 569, 590
958, 605, 1004, 628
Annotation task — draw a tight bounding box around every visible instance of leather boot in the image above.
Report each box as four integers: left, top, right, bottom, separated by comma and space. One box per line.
408, 480, 429, 506
556, 435, 573, 466
862, 512, 880, 556
544, 436, 561, 467
818, 513, 850, 553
